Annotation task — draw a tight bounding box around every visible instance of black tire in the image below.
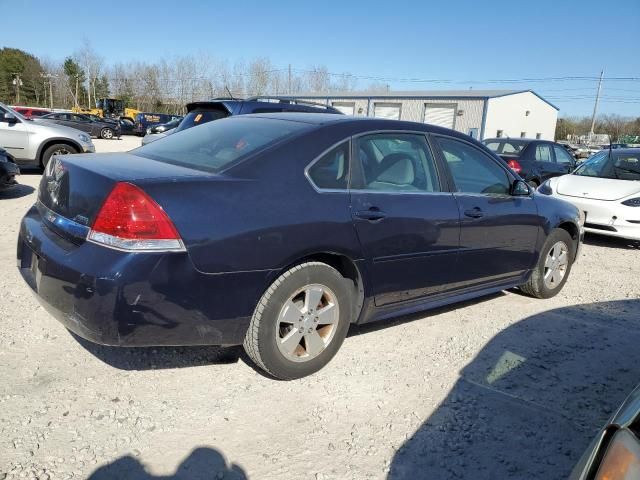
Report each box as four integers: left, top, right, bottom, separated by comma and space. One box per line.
41, 143, 78, 169
100, 127, 114, 139
520, 228, 575, 299
243, 262, 353, 380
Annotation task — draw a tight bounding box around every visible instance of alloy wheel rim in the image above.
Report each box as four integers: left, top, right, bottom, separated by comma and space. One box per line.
543, 241, 569, 289
52, 148, 71, 155
103, 129, 113, 139
276, 284, 339, 362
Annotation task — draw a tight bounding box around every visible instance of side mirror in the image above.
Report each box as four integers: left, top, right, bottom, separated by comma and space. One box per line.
3, 112, 17, 124
511, 179, 531, 196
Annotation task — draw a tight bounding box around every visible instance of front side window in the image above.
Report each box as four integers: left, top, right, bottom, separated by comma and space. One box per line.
437, 137, 511, 195
307, 142, 349, 190
535, 144, 552, 162
554, 146, 574, 166
354, 134, 439, 192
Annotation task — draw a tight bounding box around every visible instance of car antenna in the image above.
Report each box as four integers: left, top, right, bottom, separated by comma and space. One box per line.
225, 86, 235, 100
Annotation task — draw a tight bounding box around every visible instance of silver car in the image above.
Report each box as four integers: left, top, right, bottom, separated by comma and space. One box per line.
0, 102, 95, 169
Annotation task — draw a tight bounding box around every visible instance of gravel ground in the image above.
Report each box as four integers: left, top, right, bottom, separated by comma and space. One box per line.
1, 139, 639, 479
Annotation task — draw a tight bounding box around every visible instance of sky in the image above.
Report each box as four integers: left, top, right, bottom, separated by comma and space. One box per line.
2, 0, 639, 117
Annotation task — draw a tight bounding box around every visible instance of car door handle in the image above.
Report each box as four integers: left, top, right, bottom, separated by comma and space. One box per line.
464, 207, 484, 218
355, 208, 387, 222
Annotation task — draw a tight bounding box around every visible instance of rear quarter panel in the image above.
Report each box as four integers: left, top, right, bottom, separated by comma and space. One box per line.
140, 125, 365, 274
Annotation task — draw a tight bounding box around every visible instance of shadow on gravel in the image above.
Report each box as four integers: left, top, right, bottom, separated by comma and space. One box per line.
389, 299, 640, 480
71, 332, 243, 371
583, 232, 640, 250
88, 446, 247, 479
0, 183, 35, 199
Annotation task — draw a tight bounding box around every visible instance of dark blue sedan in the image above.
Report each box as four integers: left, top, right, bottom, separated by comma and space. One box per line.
17, 113, 583, 379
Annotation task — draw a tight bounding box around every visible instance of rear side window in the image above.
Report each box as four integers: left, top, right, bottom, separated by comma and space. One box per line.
354, 134, 440, 192
135, 117, 310, 173
438, 137, 511, 195
175, 109, 228, 133
307, 142, 350, 190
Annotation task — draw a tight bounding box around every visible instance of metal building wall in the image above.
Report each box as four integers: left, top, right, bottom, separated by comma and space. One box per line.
299, 96, 485, 135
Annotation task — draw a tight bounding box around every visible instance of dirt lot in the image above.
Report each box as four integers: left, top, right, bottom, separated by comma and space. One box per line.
1, 139, 639, 479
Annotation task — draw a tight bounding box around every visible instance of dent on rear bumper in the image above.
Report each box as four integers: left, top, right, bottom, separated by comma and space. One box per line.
18, 205, 270, 347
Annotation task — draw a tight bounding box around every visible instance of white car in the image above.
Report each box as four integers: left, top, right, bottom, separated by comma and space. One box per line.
538, 148, 640, 241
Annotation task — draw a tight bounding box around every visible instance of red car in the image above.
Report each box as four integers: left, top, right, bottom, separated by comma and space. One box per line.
11, 106, 51, 118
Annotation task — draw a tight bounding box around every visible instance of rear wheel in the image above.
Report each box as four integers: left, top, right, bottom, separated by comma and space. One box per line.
520, 229, 574, 299
243, 262, 353, 380
41, 143, 78, 169
100, 127, 114, 139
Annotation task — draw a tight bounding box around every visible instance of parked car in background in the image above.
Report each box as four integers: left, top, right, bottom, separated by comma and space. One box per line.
171, 96, 342, 135
118, 118, 136, 135
11, 106, 51, 119
0, 147, 19, 190
133, 113, 180, 136
539, 148, 640, 241
18, 113, 582, 379
140, 117, 183, 146
570, 383, 640, 479
0, 102, 95, 169
483, 138, 576, 188
571, 144, 592, 159
40, 113, 121, 139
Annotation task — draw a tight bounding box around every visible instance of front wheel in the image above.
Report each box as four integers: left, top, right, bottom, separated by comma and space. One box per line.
243, 262, 353, 380
100, 127, 114, 139
520, 229, 574, 299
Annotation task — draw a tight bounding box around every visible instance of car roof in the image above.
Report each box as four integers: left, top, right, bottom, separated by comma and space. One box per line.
233, 112, 485, 142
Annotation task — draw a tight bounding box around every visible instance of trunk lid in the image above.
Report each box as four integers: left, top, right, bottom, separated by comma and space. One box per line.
37, 153, 211, 241
556, 174, 640, 201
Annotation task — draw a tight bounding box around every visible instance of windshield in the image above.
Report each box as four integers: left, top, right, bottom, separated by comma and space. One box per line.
174, 109, 228, 133
483, 140, 527, 155
574, 150, 640, 180
134, 116, 310, 173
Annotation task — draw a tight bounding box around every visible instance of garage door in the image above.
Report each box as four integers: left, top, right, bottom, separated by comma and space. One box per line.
331, 102, 355, 115
373, 103, 401, 120
424, 104, 456, 128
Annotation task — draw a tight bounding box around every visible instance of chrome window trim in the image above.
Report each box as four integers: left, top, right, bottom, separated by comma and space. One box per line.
304, 139, 352, 194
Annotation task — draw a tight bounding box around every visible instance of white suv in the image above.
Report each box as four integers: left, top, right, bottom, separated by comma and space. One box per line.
0, 103, 95, 169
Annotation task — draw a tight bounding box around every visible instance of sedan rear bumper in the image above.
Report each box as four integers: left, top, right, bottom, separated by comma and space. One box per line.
17, 205, 272, 347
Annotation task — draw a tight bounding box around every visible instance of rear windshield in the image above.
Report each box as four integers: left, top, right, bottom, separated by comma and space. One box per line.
483, 140, 527, 155
134, 116, 310, 173
174, 109, 229, 133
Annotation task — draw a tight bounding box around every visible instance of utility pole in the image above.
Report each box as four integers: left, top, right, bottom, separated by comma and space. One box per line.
41, 73, 58, 110
589, 69, 604, 139
288, 64, 292, 95
11, 73, 22, 104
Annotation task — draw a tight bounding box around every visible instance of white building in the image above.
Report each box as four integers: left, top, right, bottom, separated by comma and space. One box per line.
284, 90, 559, 141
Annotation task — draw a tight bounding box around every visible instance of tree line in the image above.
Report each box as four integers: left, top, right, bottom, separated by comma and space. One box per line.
1, 42, 638, 141
556, 115, 640, 143
0, 42, 360, 115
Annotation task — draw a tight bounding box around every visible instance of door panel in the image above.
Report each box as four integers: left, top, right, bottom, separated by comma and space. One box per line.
350, 133, 460, 306
0, 108, 29, 159
435, 136, 540, 288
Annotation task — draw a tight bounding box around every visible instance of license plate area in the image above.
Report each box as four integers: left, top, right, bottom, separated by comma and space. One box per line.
19, 242, 40, 291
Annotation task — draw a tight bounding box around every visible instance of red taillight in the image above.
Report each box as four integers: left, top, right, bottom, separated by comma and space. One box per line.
507, 159, 522, 174
88, 182, 184, 251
